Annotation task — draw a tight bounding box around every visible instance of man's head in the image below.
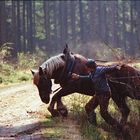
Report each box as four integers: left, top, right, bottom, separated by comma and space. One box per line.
86, 59, 96, 72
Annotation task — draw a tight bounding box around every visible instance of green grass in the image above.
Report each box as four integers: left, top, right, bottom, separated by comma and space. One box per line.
0, 63, 32, 85
0, 49, 47, 85
133, 63, 140, 69
43, 118, 64, 139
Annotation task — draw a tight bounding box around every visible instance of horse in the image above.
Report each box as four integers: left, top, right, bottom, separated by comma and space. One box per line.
31, 46, 139, 133
110, 64, 140, 99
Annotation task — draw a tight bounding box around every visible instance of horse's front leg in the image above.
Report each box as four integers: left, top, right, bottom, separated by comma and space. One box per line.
48, 99, 59, 117
56, 98, 68, 117
51, 86, 75, 117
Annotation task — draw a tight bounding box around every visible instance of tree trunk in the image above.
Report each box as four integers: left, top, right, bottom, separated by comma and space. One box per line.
0, 1, 6, 47
27, 1, 33, 52
70, 1, 76, 46
79, 1, 85, 43
44, 1, 50, 48
16, 1, 21, 52
22, 1, 26, 52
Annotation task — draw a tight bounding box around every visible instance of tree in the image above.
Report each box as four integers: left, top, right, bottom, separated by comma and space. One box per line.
27, 1, 33, 52
0, 1, 6, 47
44, 0, 50, 48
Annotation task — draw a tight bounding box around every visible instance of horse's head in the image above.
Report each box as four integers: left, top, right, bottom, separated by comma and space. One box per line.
31, 51, 66, 104
31, 67, 52, 104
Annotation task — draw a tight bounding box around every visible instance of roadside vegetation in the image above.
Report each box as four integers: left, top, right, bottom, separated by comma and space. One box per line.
0, 44, 46, 86
61, 94, 140, 140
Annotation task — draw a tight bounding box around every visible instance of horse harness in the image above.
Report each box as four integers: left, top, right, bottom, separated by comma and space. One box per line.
56, 51, 75, 86
108, 70, 140, 98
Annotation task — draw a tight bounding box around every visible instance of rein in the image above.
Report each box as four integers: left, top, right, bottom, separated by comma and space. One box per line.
108, 73, 140, 97
109, 75, 140, 80
109, 79, 137, 98
53, 86, 62, 93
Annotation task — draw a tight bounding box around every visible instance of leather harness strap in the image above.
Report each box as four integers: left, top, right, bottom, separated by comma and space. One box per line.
56, 51, 75, 86
52, 51, 75, 93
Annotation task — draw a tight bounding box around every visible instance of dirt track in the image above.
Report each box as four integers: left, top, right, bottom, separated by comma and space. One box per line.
0, 82, 85, 140
0, 83, 46, 139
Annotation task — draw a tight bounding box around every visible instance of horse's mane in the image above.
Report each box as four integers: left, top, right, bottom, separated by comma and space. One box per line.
40, 53, 65, 77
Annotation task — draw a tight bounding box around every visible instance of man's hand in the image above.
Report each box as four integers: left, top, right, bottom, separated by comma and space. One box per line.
71, 73, 80, 80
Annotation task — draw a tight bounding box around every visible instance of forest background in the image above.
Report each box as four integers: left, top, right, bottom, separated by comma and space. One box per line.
1, 1, 140, 60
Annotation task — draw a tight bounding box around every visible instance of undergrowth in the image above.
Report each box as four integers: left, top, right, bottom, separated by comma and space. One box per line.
0, 44, 46, 85
0, 63, 31, 84
63, 94, 140, 140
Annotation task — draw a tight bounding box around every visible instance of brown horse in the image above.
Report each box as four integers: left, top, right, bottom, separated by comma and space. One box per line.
31, 47, 139, 133
110, 64, 140, 99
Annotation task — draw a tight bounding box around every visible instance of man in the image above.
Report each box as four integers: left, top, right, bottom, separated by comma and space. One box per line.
71, 59, 122, 131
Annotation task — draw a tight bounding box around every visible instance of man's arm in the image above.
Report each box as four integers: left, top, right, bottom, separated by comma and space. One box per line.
102, 65, 121, 73
71, 73, 90, 80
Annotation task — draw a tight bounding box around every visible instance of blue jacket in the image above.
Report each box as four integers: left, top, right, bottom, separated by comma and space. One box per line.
79, 66, 116, 93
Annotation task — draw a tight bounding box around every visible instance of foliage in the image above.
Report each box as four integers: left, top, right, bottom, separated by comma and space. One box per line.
0, 44, 47, 85
0, 43, 13, 63
17, 52, 37, 70
0, 62, 31, 84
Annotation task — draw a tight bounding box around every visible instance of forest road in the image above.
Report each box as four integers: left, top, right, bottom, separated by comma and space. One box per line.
0, 82, 85, 140
0, 82, 48, 139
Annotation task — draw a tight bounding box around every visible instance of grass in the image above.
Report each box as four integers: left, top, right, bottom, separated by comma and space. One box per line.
43, 118, 64, 139
61, 93, 140, 140
0, 46, 47, 86
133, 63, 140, 69
0, 63, 32, 85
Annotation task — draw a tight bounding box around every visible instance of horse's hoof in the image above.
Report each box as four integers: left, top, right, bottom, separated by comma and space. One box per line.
51, 109, 60, 117
58, 108, 68, 117
48, 107, 59, 117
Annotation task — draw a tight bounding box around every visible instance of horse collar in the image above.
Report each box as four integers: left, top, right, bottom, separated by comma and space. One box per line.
57, 53, 75, 85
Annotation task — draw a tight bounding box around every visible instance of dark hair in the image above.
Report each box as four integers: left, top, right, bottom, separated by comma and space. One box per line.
86, 59, 96, 69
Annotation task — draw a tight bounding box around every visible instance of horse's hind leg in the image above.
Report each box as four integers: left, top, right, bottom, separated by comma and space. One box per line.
112, 95, 130, 125
98, 93, 124, 132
